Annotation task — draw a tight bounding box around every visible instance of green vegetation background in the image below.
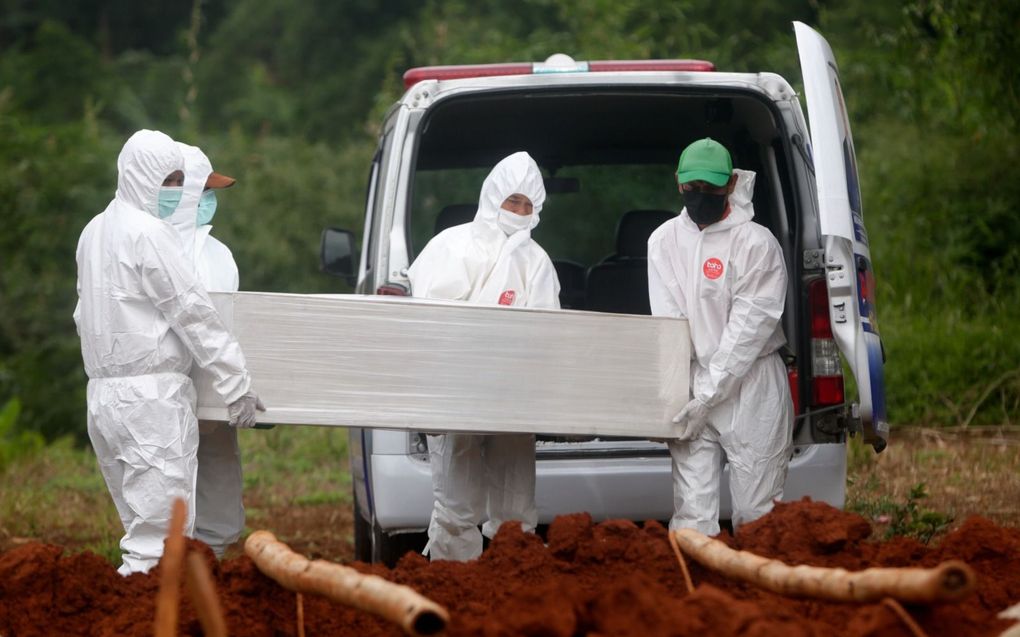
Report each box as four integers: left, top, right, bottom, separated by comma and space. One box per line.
1, 0, 1018, 451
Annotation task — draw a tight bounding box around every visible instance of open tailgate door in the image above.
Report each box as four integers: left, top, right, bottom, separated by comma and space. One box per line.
795, 21, 888, 450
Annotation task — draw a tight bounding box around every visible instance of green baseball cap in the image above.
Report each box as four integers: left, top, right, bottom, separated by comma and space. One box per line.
676, 138, 733, 187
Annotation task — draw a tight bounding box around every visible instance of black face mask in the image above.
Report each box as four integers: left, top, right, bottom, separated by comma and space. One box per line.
684, 191, 728, 226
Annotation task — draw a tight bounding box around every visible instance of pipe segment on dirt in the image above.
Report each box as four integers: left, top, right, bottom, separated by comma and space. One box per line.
185, 551, 228, 637
244, 530, 449, 636
672, 528, 977, 603
154, 498, 189, 637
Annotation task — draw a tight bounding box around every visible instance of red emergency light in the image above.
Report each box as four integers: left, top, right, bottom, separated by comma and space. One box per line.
403, 58, 715, 89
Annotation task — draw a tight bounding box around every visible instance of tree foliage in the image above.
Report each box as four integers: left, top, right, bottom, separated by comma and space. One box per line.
0, 0, 1017, 439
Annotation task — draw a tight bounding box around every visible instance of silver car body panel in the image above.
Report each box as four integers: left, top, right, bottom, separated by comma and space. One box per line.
370, 439, 847, 529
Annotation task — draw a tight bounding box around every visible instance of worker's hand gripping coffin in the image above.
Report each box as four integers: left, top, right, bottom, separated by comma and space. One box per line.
196, 292, 690, 437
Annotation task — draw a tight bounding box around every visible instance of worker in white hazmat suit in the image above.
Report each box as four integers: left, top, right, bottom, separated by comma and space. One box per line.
74, 130, 264, 574
168, 143, 239, 290
408, 151, 560, 561
167, 143, 244, 557
647, 138, 792, 536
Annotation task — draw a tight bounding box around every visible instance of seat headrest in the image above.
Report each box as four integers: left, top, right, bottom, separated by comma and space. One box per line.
553, 259, 586, 285
616, 209, 676, 258
434, 203, 477, 236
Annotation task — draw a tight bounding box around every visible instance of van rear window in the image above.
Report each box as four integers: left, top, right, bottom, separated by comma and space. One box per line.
410, 164, 677, 267
405, 89, 790, 313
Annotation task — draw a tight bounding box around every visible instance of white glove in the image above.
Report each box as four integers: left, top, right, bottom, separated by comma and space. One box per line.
228, 391, 266, 429
672, 398, 710, 442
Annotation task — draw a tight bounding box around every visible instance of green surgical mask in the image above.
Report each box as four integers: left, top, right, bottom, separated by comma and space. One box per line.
158, 187, 183, 219
197, 190, 218, 226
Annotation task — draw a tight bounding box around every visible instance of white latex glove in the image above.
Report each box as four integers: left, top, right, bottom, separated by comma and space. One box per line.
672, 398, 710, 442
228, 391, 266, 429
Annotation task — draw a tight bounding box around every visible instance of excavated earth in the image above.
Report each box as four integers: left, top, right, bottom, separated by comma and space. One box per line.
1, 499, 1018, 636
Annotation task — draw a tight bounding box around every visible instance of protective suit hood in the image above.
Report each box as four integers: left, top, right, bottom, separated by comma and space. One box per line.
408, 151, 559, 309
473, 151, 546, 239
168, 143, 213, 261
172, 143, 212, 228
680, 169, 756, 233
115, 130, 183, 218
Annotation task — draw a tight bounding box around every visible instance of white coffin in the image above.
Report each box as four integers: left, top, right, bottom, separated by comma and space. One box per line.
195, 292, 690, 438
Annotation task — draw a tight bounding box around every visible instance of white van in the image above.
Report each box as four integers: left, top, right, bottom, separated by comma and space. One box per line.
321, 22, 888, 564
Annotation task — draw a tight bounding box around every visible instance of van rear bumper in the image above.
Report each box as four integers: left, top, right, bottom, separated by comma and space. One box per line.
369, 442, 847, 530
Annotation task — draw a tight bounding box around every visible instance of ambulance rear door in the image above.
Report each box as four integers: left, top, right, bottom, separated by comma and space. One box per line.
795, 21, 888, 451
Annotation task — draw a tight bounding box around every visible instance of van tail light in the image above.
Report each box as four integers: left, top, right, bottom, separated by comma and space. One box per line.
808, 278, 845, 407
376, 285, 409, 296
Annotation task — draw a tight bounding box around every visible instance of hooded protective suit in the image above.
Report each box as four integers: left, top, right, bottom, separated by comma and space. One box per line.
195, 232, 240, 292
167, 146, 240, 291
74, 130, 252, 574
408, 152, 560, 561
168, 143, 244, 556
647, 169, 793, 536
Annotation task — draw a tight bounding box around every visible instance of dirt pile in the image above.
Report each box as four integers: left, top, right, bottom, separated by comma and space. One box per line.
1, 499, 1017, 636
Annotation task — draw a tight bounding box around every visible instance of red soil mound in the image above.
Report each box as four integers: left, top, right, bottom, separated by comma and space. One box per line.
1, 499, 1017, 636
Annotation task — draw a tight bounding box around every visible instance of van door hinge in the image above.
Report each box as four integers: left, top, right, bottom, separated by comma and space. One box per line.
408, 83, 436, 109
802, 249, 824, 270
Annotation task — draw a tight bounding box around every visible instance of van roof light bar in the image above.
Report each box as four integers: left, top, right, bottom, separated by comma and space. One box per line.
403, 54, 715, 89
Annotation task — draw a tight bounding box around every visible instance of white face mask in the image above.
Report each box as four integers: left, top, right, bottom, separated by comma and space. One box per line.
497, 209, 532, 236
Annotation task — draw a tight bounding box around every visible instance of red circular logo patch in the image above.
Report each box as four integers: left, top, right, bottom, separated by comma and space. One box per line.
703, 258, 724, 280
499, 290, 517, 306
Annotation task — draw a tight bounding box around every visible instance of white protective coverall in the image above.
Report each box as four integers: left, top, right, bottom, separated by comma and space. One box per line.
168, 143, 244, 556
74, 130, 252, 574
647, 169, 793, 536
408, 151, 560, 561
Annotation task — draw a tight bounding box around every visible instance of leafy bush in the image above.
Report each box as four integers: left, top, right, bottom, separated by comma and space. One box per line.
1, 0, 1017, 442
0, 398, 46, 469
832, 0, 1020, 426
0, 116, 115, 442
850, 482, 953, 544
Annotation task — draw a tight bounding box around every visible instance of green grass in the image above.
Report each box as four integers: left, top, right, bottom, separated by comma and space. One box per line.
6, 423, 1016, 566
857, 120, 1020, 428
240, 424, 351, 508
0, 436, 122, 561
846, 427, 1020, 533
0, 424, 352, 564
878, 307, 1020, 427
